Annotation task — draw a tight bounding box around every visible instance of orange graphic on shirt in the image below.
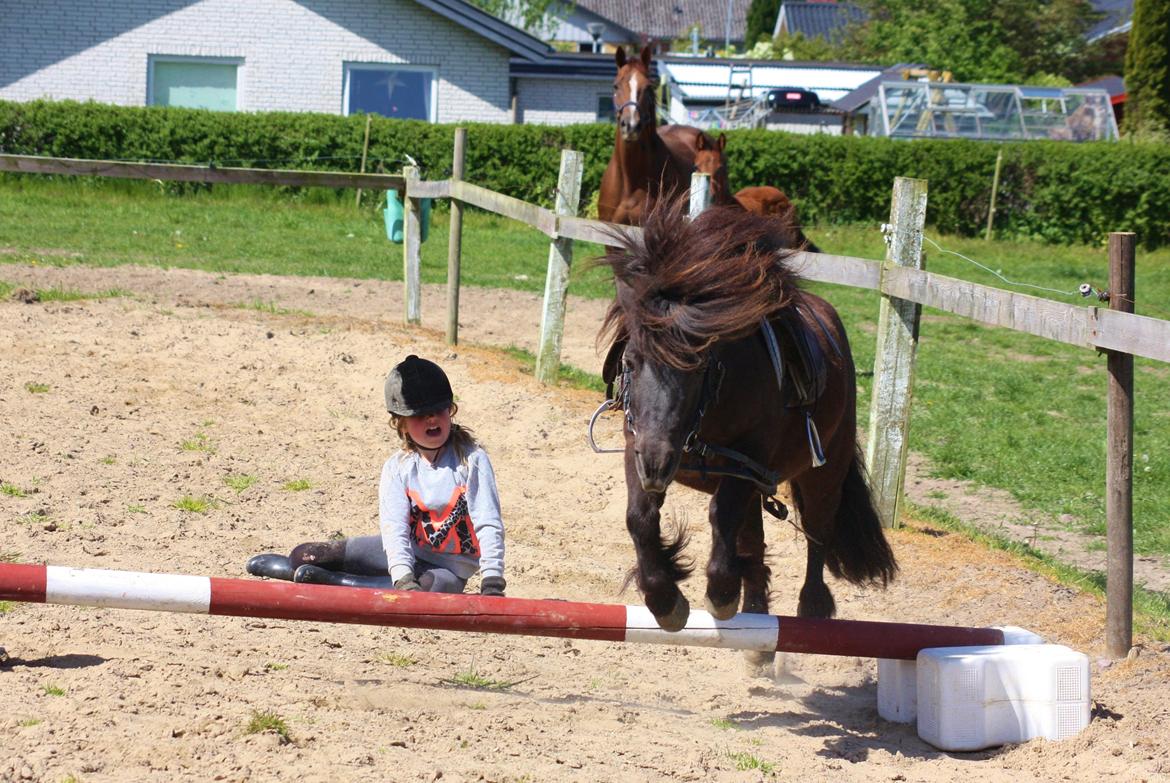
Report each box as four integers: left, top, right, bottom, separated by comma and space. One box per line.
406, 487, 480, 556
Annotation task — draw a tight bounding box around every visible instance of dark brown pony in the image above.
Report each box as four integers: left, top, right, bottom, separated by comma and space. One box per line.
692, 133, 821, 252
598, 45, 710, 226
599, 197, 896, 653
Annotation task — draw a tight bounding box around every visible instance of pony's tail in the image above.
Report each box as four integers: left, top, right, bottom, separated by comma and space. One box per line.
823, 445, 898, 586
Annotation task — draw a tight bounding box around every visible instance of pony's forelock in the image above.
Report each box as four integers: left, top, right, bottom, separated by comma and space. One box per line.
600, 195, 803, 370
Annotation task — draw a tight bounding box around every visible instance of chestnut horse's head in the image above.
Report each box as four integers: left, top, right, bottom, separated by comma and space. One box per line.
692, 132, 730, 204
613, 45, 656, 142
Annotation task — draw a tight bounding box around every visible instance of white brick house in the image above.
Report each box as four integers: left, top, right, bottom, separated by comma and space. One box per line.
0, 0, 613, 125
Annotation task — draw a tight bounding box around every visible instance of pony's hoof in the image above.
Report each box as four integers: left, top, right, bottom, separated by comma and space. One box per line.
653, 593, 690, 632
705, 595, 740, 621
246, 553, 294, 581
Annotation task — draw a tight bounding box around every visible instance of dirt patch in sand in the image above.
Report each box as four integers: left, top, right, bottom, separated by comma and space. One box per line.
1, 264, 1168, 782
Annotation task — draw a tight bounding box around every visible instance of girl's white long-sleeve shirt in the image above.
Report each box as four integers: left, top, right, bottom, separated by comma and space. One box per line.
379, 445, 505, 584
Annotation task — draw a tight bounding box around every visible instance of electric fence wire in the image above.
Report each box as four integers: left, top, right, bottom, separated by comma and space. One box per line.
882, 224, 1115, 304
94, 154, 423, 173
920, 234, 1100, 300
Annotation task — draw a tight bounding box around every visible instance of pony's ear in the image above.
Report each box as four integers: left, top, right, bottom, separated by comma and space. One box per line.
615, 46, 627, 68
640, 45, 652, 70
696, 133, 709, 151
717, 133, 727, 152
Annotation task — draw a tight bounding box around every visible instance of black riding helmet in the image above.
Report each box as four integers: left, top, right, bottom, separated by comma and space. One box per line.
384, 355, 454, 416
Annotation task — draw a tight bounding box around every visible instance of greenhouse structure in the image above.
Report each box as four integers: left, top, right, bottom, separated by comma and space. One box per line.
867, 81, 1118, 141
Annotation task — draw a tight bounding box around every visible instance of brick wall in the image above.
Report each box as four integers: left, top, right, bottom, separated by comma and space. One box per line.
516, 77, 611, 125
0, 0, 512, 123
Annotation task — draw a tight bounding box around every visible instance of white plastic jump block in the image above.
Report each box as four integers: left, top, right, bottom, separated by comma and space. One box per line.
916, 644, 1091, 751
877, 625, 1043, 723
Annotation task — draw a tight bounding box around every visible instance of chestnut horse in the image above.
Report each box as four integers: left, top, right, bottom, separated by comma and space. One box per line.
599, 197, 896, 659
598, 45, 711, 226
692, 133, 821, 252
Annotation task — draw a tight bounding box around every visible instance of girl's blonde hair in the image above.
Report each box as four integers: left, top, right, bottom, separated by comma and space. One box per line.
390, 403, 479, 465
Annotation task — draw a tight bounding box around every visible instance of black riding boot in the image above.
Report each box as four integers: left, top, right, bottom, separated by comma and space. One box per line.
288, 540, 347, 569
293, 564, 396, 589
246, 553, 295, 581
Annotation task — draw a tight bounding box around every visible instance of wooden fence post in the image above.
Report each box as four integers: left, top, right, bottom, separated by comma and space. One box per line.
1106, 231, 1136, 658
446, 128, 466, 344
689, 172, 710, 219
355, 115, 372, 207
984, 148, 1003, 241
535, 149, 584, 385
866, 177, 928, 528
402, 165, 421, 325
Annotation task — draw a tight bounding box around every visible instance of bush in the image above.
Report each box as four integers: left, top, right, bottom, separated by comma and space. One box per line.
2, 99, 1168, 247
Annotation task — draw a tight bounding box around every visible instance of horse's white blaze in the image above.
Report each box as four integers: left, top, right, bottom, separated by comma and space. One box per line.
624, 605, 778, 651
45, 566, 211, 613
624, 73, 639, 121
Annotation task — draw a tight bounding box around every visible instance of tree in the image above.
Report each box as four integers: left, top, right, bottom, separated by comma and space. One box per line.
1123, 0, 1170, 138
810, 0, 1101, 84
466, 0, 573, 38
745, 0, 782, 47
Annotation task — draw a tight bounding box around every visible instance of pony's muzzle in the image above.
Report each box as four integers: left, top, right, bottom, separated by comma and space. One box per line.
619, 110, 641, 141
634, 445, 679, 493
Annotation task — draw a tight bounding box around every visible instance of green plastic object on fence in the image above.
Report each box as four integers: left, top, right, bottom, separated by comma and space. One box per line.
384, 190, 430, 244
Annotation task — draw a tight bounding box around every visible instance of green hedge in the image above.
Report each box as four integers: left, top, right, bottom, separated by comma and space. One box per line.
3, 99, 1169, 247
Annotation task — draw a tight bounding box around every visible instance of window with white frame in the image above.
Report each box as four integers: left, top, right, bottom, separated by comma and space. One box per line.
344, 63, 436, 121
149, 56, 241, 111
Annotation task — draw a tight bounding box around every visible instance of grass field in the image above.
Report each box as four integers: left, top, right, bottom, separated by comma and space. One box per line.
2, 175, 1168, 574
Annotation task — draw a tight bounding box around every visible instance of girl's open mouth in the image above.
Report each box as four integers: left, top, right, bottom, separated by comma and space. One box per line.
426, 426, 442, 437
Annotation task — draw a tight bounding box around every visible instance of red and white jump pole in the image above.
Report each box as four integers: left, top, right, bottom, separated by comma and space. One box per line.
0, 563, 1004, 660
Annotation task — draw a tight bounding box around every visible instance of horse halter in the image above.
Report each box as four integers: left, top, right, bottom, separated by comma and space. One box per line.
615, 100, 640, 116
615, 97, 643, 133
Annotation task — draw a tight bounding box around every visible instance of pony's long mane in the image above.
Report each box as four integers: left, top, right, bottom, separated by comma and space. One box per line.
600, 195, 804, 370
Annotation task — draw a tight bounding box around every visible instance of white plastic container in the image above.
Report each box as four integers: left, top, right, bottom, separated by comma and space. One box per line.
916, 643, 1090, 751
877, 626, 1043, 723
877, 657, 920, 723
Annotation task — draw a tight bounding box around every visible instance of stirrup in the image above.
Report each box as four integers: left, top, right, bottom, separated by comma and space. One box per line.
246, 553, 294, 581
293, 564, 395, 589
763, 496, 788, 520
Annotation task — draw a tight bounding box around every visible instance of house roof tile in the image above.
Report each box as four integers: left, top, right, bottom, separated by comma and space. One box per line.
1086, 0, 1133, 42
774, 2, 865, 41
574, 0, 753, 43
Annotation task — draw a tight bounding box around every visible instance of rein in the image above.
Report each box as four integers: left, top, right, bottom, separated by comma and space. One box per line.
673, 358, 781, 494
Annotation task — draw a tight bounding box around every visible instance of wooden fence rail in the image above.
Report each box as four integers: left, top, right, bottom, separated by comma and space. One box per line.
408, 175, 1170, 365
0, 153, 405, 191
5, 151, 1163, 363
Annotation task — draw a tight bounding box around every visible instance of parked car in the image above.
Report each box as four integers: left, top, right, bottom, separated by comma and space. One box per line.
767, 88, 822, 111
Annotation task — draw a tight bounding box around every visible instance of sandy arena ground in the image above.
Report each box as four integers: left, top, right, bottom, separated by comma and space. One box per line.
1, 264, 1168, 782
